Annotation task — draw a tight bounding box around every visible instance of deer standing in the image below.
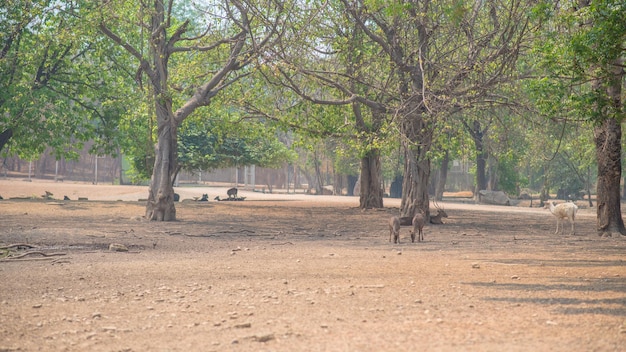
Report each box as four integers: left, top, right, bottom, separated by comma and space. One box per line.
410, 210, 426, 242
545, 201, 578, 235
389, 216, 401, 243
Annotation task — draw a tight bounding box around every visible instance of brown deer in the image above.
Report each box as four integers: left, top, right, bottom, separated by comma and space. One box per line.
388, 216, 401, 243
410, 209, 426, 242
227, 187, 238, 199
429, 201, 448, 224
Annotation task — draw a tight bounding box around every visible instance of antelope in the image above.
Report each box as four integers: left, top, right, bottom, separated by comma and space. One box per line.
430, 201, 448, 224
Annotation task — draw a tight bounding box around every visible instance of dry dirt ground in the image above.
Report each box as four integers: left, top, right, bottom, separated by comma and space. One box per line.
0, 179, 625, 352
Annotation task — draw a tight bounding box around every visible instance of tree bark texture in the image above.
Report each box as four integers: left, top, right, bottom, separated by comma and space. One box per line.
594, 117, 625, 236
359, 149, 383, 209
592, 52, 625, 236
400, 143, 431, 219
146, 98, 178, 221
399, 105, 434, 218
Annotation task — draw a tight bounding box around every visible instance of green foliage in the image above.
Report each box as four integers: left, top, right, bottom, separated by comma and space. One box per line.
528, 0, 626, 123
0, 0, 134, 160
495, 153, 521, 195
177, 115, 295, 173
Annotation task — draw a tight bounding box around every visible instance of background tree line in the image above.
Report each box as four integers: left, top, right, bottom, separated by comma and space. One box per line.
1, 0, 624, 235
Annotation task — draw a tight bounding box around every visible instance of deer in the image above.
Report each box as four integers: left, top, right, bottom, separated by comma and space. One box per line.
227, 187, 238, 199
429, 201, 448, 224
389, 216, 401, 243
410, 209, 426, 242
545, 200, 578, 235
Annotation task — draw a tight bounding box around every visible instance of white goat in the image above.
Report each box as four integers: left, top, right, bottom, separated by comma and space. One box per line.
410, 210, 426, 243
389, 216, 401, 243
545, 201, 578, 235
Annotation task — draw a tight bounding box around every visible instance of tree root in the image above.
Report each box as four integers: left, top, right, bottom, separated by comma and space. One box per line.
0, 251, 67, 262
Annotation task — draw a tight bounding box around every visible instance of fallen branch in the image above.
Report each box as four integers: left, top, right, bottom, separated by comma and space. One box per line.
222, 229, 255, 234
3, 251, 67, 260
271, 242, 294, 246
0, 243, 37, 250
1, 256, 67, 262
165, 229, 257, 237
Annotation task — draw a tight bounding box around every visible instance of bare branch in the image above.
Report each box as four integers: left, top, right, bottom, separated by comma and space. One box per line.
98, 23, 155, 82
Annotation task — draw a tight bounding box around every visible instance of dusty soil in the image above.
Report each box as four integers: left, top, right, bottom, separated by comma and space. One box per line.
0, 179, 625, 352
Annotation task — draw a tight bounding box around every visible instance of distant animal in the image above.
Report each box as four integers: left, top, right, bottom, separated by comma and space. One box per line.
545, 201, 578, 235
214, 196, 221, 201
227, 187, 238, 199
63, 195, 70, 201
410, 210, 426, 243
199, 194, 208, 202
389, 216, 401, 243
429, 206, 448, 224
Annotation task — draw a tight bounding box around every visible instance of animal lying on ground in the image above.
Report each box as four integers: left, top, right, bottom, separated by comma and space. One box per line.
410, 210, 426, 242
389, 216, 401, 243
545, 201, 578, 235
429, 208, 448, 224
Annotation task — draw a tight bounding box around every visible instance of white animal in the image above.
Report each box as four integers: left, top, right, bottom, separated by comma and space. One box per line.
545, 201, 578, 235
389, 216, 401, 243
410, 210, 426, 242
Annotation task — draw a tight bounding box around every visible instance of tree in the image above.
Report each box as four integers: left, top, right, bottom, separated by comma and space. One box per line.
530, 0, 626, 236
0, 1, 130, 160
265, 1, 532, 214
260, 2, 391, 208
97, 0, 286, 220
462, 117, 490, 192
177, 117, 295, 174
340, 0, 533, 218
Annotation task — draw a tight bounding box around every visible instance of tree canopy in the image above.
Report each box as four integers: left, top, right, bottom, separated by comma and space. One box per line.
2, 0, 624, 233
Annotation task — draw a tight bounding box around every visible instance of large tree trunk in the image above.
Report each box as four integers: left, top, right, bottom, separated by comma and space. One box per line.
400, 110, 433, 218
594, 117, 625, 236
472, 121, 488, 192
592, 53, 625, 236
145, 101, 178, 221
359, 149, 383, 208
400, 142, 431, 219
435, 150, 449, 201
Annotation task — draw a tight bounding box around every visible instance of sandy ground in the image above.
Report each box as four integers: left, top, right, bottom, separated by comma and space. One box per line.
0, 179, 625, 352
